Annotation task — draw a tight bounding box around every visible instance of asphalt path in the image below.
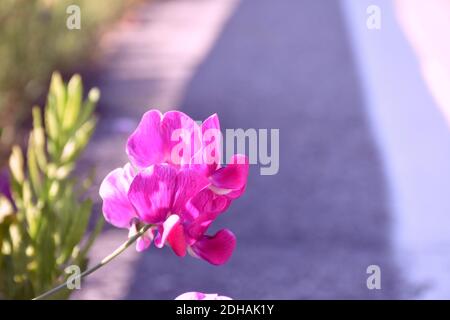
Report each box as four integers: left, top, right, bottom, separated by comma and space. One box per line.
74, 0, 404, 299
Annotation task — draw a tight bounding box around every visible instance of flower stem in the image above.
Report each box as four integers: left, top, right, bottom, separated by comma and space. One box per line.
32, 224, 152, 300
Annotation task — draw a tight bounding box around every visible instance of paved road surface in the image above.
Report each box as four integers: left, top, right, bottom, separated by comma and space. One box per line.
74, 0, 407, 299
343, 0, 450, 299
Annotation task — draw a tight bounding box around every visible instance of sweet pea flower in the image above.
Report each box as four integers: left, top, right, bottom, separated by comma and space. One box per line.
175, 292, 232, 300
100, 163, 236, 263
99, 163, 155, 251
99, 109, 249, 265
128, 164, 237, 264
126, 110, 202, 169
127, 110, 249, 199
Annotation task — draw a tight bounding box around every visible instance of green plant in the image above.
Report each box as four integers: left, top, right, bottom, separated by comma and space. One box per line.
0, 73, 103, 299
0, 0, 132, 165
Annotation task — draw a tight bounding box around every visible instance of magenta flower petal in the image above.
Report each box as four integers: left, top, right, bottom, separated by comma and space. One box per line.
154, 214, 186, 256
167, 221, 187, 257
136, 235, 152, 252
223, 184, 247, 200
175, 292, 207, 300
175, 292, 232, 300
200, 113, 221, 175
172, 168, 209, 216
128, 165, 177, 224
187, 188, 230, 219
186, 189, 231, 241
211, 154, 249, 190
191, 229, 236, 265
127, 110, 202, 168
162, 111, 202, 166
155, 214, 178, 245
99, 163, 136, 228
103, 110, 247, 262
201, 113, 220, 134
190, 114, 221, 176
127, 110, 165, 169
129, 222, 155, 252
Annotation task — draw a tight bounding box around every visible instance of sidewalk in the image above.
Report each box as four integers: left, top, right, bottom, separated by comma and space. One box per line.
74, 0, 403, 299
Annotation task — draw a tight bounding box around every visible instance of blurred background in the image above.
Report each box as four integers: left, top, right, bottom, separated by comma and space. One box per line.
1, 0, 450, 299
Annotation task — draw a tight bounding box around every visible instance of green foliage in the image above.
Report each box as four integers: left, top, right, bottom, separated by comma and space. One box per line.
0, 73, 103, 299
0, 0, 131, 163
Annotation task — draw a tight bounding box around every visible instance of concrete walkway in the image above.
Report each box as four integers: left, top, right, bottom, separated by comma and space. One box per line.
75, 0, 405, 299
343, 0, 450, 299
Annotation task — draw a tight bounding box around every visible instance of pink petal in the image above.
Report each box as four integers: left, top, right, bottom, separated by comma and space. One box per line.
129, 224, 155, 252
201, 114, 220, 134
187, 188, 230, 219
128, 165, 177, 224
191, 229, 236, 265
210, 154, 249, 190
154, 214, 187, 256
201, 114, 221, 175
175, 292, 232, 300
126, 110, 165, 169
162, 111, 202, 166
167, 220, 187, 257
185, 188, 231, 241
224, 184, 247, 200
154, 214, 179, 248
172, 168, 209, 216
190, 114, 222, 176
99, 164, 136, 228
175, 292, 206, 300
136, 235, 152, 252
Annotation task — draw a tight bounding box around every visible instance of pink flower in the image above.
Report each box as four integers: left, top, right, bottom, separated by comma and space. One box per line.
175, 292, 232, 300
127, 110, 248, 198
128, 164, 237, 265
99, 163, 155, 251
99, 110, 248, 265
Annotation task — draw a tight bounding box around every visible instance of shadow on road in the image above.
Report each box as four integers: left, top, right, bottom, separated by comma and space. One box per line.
125, 0, 403, 299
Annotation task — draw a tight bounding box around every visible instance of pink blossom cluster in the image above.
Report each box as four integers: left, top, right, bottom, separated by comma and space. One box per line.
100, 110, 248, 265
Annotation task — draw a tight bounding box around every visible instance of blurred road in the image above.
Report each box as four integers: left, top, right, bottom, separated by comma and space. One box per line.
343, 0, 450, 299
74, 0, 408, 299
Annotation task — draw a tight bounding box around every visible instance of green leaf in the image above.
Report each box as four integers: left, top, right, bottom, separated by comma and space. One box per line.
31, 107, 47, 171
76, 88, 100, 128
44, 95, 60, 152
61, 118, 97, 164
50, 72, 67, 123
63, 74, 83, 130
9, 146, 24, 185
1, 73, 101, 299
27, 135, 41, 197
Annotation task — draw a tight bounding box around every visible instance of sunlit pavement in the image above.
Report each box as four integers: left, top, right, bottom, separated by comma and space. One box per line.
74, 0, 449, 299
343, 0, 450, 299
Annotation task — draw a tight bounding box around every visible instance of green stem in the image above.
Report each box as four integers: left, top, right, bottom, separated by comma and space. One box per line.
32, 224, 152, 300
